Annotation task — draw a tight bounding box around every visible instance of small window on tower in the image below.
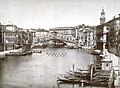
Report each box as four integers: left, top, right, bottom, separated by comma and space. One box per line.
106, 63, 108, 66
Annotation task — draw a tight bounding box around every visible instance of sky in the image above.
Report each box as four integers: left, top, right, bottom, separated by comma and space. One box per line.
0, 0, 120, 29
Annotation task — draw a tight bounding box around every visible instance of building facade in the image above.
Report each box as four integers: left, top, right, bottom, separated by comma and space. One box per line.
96, 9, 108, 51
49, 27, 76, 42
4, 25, 17, 50
0, 23, 4, 51
33, 28, 49, 44
78, 24, 96, 48
14, 28, 34, 50
49, 27, 75, 36
96, 9, 120, 57
106, 15, 120, 56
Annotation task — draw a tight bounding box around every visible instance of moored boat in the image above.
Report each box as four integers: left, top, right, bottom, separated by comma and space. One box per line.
91, 49, 102, 55
57, 77, 89, 84
6, 51, 32, 56
57, 63, 115, 87
33, 49, 42, 53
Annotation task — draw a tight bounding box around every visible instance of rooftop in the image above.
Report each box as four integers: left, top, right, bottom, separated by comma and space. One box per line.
49, 27, 75, 30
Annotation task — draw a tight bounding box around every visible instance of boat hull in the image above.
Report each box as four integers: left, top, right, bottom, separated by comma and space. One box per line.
6, 51, 32, 56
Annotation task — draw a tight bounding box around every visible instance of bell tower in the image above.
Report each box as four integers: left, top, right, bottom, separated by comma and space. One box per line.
100, 9, 106, 24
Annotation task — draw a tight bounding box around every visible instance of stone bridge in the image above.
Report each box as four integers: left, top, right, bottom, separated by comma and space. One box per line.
38, 34, 80, 48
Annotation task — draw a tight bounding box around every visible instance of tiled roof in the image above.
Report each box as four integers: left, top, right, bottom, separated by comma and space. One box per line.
97, 17, 120, 27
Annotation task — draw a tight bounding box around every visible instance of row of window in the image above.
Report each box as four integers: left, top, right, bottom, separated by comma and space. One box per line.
5, 33, 15, 36
5, 38, 14, 43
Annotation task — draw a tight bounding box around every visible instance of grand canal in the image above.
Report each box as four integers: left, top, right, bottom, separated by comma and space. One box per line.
0, 48, 106, 88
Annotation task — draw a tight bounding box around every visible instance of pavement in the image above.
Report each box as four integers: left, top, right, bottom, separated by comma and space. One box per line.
107, 52, 120, 87
100, 49, 120, 87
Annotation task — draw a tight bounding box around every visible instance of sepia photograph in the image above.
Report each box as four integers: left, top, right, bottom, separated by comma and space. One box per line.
0, 0, 120, 88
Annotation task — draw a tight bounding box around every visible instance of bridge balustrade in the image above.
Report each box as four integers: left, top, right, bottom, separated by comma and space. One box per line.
37, 34, 79, 46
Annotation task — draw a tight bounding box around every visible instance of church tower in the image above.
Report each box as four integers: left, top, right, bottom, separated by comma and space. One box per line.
100, 9, 106, 24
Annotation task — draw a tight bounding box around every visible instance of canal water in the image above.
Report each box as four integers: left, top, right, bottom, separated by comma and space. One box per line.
0, 48, 106, 88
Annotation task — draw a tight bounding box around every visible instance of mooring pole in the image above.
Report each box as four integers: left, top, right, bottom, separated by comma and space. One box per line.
73, 63, 75, 79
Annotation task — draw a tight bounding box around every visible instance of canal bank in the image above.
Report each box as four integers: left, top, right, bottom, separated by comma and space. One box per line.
0, 48, 100, 88
83, 47, 120, 88
104, 50, 120, 88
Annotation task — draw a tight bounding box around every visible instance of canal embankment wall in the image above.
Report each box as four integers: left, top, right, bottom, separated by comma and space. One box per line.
83, 47, 120, 87
107, 51, 120, 88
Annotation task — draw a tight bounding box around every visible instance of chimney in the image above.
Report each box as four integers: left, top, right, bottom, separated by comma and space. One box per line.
113, 16, 115, 19
119, 14, 120, 17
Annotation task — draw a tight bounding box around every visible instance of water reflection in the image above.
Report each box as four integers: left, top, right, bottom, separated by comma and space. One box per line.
0, 48, 104, 88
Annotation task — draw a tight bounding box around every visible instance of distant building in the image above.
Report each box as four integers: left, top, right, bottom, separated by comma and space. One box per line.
78, 24, 85, 46
78, 24, 96, 48
14, 28, 34, 50
49, 27, 75, 35
14, 28, 24, 48
106, 14, 120, 56
86, 26, 96, 49
49, 27, 76, 42
96, 24, 105, 51
0, 23, 4, 51
4, 25, 17, 50
33, 29, 49, 44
